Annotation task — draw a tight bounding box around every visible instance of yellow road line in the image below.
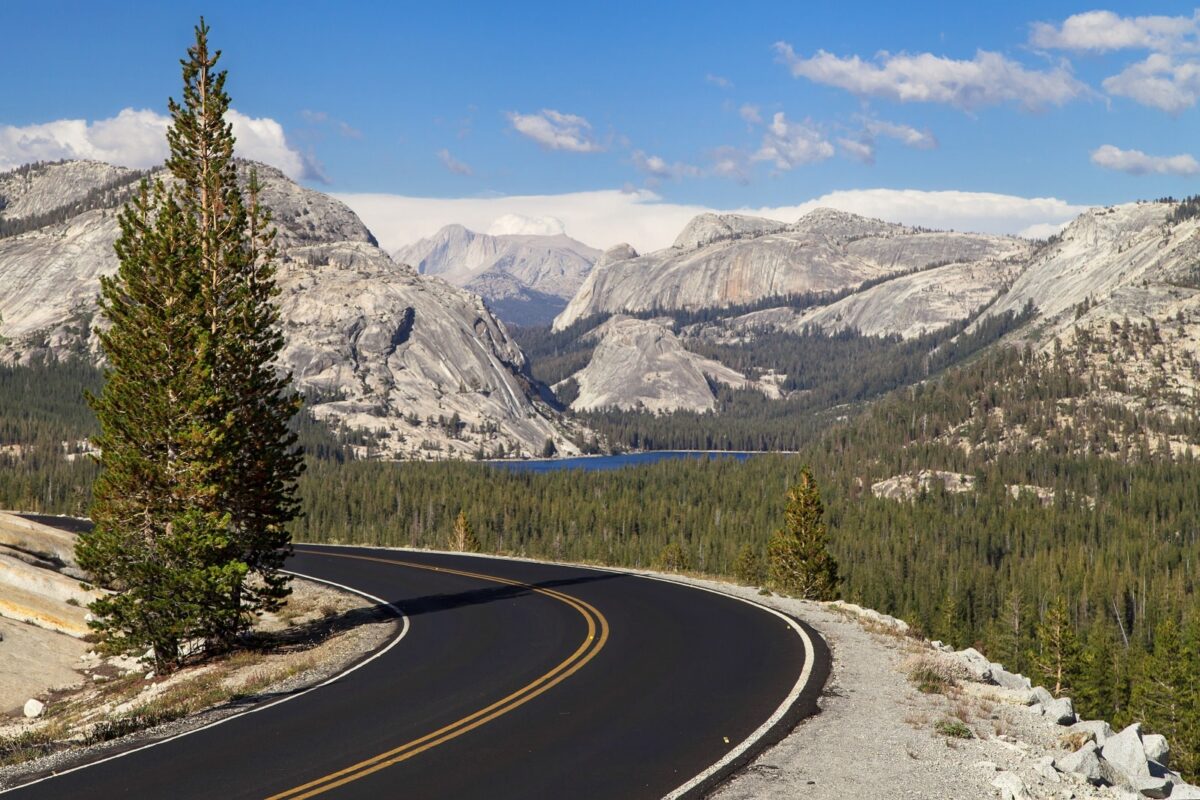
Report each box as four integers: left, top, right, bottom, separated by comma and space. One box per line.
266, 551, 610, 800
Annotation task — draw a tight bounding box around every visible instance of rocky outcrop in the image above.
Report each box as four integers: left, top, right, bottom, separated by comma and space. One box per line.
278, 242, 578, 458
0, 512, 100, 638
0, 160, 136, 222
721, 255, 1027, 340
0, 160, 581, 459
561, 316, 776, 413
393, 224, 599, 324
554, 207, 1025, 330
671, 213, 788, 251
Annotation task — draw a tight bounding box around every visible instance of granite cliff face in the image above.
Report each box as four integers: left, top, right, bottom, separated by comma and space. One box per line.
0, 160, 580, 459
561, 316, 780, 413
393, 225, 599, 325
554, 208, 1025, 330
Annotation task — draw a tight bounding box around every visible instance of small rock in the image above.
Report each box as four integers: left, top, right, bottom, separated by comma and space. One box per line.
992, 771, 1033, 800
1069, 720, 1114, 747
1056, 740, 1104, 785
1102, 724, 1151, 782
1134, 776, 1173, 798
1038, 755, 1061, 782
23, 698, 45, 718
1044, 696, 1077, 725
1141, 734, 1169, 766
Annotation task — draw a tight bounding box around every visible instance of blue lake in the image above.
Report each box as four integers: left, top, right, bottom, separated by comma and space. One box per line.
487, 450, 761, 473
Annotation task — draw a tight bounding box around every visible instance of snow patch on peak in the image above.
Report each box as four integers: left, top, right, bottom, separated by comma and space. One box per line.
487, 213, 566, 237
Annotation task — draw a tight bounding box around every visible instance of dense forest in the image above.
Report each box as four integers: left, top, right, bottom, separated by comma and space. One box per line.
2, 348, 1199, 777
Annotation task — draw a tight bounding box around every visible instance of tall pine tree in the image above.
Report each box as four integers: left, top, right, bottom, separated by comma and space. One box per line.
78, 20, 300, 669
767, 467, 839, 600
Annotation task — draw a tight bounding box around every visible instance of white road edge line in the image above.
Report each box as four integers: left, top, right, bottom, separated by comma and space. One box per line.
308, 543, 820, 800
0, 568, 410, 796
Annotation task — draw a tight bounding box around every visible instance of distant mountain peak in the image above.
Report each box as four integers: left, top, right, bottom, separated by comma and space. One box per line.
672, 213, 788, 251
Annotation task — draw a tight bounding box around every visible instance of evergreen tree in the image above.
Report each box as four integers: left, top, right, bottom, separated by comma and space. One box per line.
1030, 596, 1082, 697
1131, 618, 1196, 774
655, 541, 690, 572
732, 542, 764, 586
1076, 615, 1124, 722
451, 510, 481, 552
766, 467, 839, 600
77, 20, 300, 668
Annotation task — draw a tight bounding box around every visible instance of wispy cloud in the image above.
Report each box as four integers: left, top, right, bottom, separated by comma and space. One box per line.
706, 73, 734, 89
752, 112, 834, 170
506, 109, 604, 152
1090, 144, 1200, 176
1030, 10, 1199, 53
300, 109, 362, 139
436, 148, 473, 176
0, 107, 317, 180
774, 43, 1088, 111
631, 150, 701, 183
738, 103, 762, 124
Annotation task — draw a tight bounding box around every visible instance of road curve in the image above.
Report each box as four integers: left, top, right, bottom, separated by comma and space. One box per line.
5, 545, 830, 799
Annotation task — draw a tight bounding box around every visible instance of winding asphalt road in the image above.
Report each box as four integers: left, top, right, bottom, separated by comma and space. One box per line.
5, 544, 830, 799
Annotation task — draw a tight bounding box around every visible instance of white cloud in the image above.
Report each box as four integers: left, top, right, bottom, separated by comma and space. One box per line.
838, 137, 875, 163
1090, 144, 1200, 176
863, 118, 937, 149
338, 187, 1088, 255
631, 150, 701, 182
753, 112, 834, 170
1102, 53, 1200, 112
708, 146, 752, 183
739, 103, 762, 124
0, 107, 313, 180
506, 109, 603, 152
1030, 10, 1199, 53
486, 213, 565, 236
436, 148, 473, 176
706, 73, 734, 89
775, 43, 1088, 111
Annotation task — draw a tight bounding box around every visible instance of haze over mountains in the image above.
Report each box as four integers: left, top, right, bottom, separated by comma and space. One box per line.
393, 220, 599, 326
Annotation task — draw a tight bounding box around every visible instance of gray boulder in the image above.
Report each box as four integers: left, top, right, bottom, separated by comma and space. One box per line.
1029, 686, 1055, 707
1043, 696, 1077, 725
1134, 776, 1173, 798
1070, 720, 1115, 747
1170, 784, 1200, 799
990, 771, 1032, 800
23, 698, 44, 718
991, 665, 1032, 691
1142, 733, 1169, 766
1056, 740, 1104, 785
1102, 724, 1150, 781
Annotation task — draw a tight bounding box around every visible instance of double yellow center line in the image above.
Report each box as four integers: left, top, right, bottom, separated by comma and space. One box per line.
267, 551, 611, 800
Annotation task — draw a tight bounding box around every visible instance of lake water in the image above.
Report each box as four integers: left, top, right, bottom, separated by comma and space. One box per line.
487, 450, 760, 473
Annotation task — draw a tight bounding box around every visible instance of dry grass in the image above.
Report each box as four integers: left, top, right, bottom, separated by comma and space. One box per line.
904, 653, 969, 696
1059, 730, 1093, 752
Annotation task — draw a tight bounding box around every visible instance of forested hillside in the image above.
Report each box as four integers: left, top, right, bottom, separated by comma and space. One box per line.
3, 351, 1199, 776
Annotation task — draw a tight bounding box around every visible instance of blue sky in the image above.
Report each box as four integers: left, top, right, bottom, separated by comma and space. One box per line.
2, 2, 1199, 250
